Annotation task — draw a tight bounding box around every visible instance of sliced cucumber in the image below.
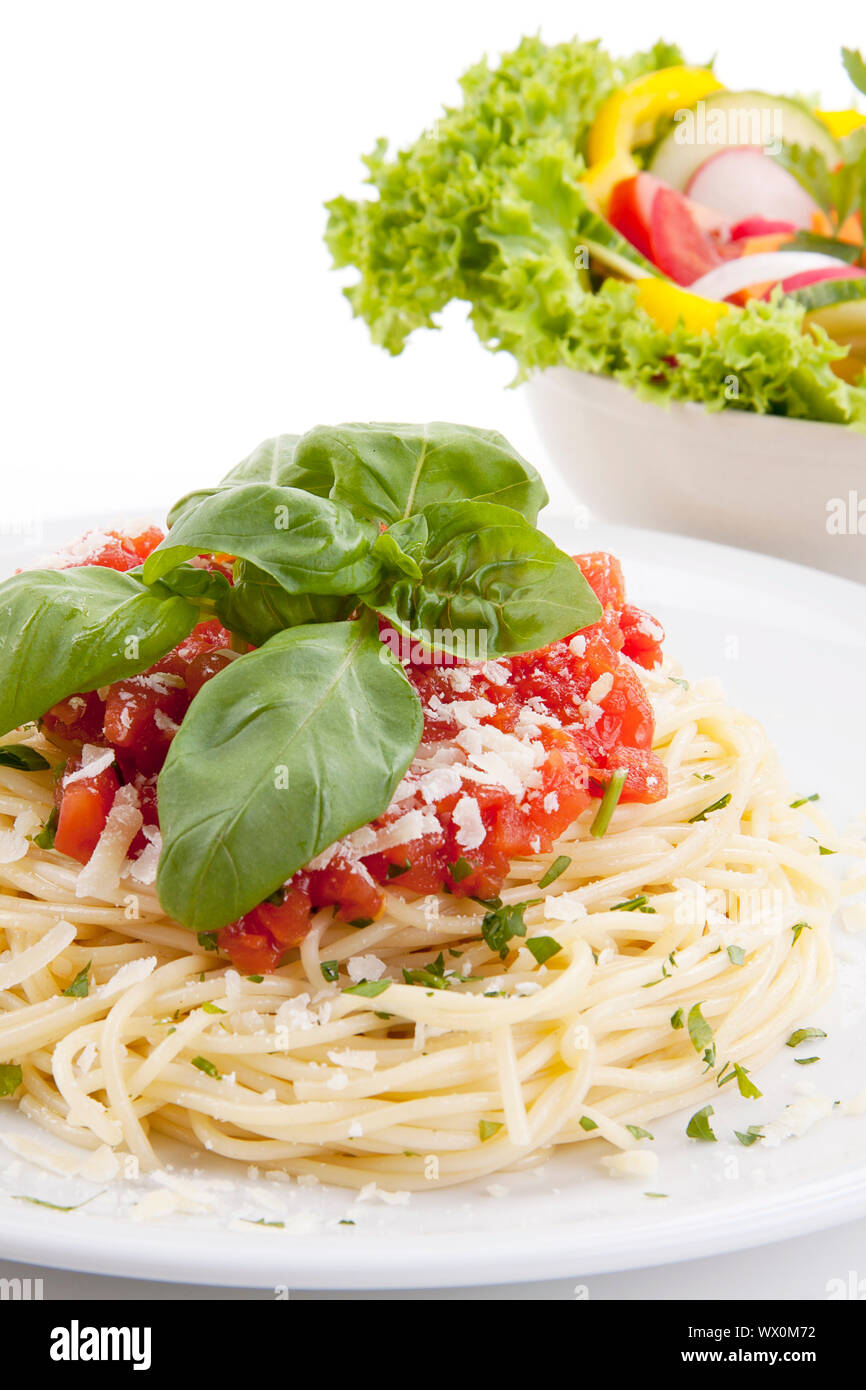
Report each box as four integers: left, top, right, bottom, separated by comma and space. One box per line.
649, 91, 839, 191
790, 280, 866, 384
576, 210, 660, 282
787, 278, 866, 314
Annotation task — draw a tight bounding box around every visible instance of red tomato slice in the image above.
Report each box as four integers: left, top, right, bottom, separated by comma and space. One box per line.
608, 174, 660, 261
649, 186, 722, 286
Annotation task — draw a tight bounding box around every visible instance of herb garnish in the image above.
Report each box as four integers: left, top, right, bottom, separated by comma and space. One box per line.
590, 768, 627, 838
688, 793, 732, 823
538, 855, 571, 889
686, 1105, 717, 1142
62, 962, 91, 999
481, 900, 540, 960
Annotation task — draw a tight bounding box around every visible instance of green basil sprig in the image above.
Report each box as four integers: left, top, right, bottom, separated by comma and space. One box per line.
362, 501, 600, 656
288, 422, 549, 523
156, 617, 422, 930
143, 484, 383, 597
0, 420, 604, 935
217, 562, 353, 647
0, 567, 199, 737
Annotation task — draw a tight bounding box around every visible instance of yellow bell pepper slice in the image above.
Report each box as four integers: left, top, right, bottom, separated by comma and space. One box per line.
583, 66, 725, 208
815, 107, 866, 138
635, 279, 731, 336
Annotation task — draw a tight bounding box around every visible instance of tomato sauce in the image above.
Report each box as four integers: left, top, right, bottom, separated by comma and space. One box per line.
42, 535, 667, 974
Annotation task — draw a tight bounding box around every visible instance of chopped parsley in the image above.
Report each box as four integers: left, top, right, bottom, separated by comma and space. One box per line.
795, 1056, 821, 1066
791, 922, 812, 946
670, 1008, 684, 1030
790, 793, 819, 809
197, 931, 219, 951
479, 1120, 503, 1142
481, 899, 539, 960
247, 974, 265, 983
727, 945, 746, 966
686, 1105, 717, 1142
62, 962, 91, 998
688, 793, 732, 823
579, 1115, 599, 1132
320, 960, 339, 983
403, 952, 450, 989
668, 676, 690, 691
734, 1125, 764, 1147
201, 1001, 225, 1015
448, 856, 474, 883
33, 807, 58, 849
387, 860, 412, 878
718, 1062, 762, 1099
626, 1124, 654, 1141
0, 1063, 23, 1097
525, 935, 562, 966
348, 916, 374, 928
687, 1003, 715, 1069
786, 1027, 827, 1048
191, 1055, 222, 1079
538, 855, 571, 889
610, 894, 655, 913
344, 979, 391, 997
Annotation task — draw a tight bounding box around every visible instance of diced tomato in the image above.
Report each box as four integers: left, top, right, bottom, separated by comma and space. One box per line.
41, 690, 106, 745
57, 526, 165, 573
307, 856, 385, 924
619, 604, 665, 670
574, 551, 627, 610
54, 755, 119, 864
649, 186, 722, 286
217, 882, 314, 974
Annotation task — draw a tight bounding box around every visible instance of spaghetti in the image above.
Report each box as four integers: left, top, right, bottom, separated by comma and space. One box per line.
0, 664, 852, 1191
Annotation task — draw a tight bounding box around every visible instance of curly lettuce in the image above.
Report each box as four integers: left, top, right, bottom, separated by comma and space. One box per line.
327, 34, 866, 428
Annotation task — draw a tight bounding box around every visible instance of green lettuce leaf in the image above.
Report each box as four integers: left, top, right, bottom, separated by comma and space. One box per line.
328, 32, 866, 427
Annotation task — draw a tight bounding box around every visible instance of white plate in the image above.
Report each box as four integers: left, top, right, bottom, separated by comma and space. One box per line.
1, 516, 865, 1290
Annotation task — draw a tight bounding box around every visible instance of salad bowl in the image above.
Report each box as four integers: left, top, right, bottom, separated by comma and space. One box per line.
525, 367, 866, 583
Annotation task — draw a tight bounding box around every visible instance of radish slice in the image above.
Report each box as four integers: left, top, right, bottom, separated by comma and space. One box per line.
686, 147, 819, 228
688, 252, 857, 302
768, 266, 866, 297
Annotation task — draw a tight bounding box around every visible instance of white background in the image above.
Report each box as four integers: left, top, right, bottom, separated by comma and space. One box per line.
1, 0, 864, 1299
1, 0, 862, 534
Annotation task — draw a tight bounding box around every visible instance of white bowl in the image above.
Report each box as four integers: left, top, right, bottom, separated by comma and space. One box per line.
525, 368, 866, 584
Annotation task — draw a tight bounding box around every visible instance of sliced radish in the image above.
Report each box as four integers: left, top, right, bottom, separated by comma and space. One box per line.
766, 266, 866, 297
729, 216, 798, 240
648, 186, 722, 286
688, 251, 857, 301
686, 147, 819, 228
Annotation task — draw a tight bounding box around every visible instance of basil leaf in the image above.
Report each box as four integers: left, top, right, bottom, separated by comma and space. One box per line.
156, 619, 423, 930
365, 501, 601, 657
0, 745, 50, 771
290, 422, 549, 524
217, 560, 353, 647
153, 563, 231, 605
0, 567, 198, 738
144, 485, 382, 598
167, 434, 305, 528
